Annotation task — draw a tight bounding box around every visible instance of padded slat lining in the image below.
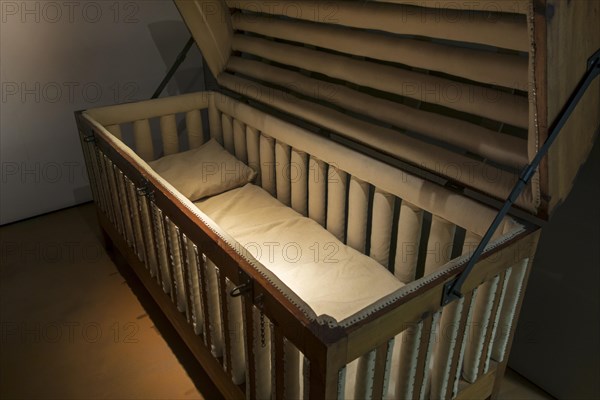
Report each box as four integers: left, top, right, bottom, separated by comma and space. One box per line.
232, 13, 528, 89
132, 119, 154, 161
225, 57, 528, 168
160, 114, 179, 156
217, 74, 536, 211
226, 1, 529, 51
166, 0, 539, 211
185, 109, 204, 149
231, 35, 529, 129
374, 0, 530, 14
211, 91, 524, 236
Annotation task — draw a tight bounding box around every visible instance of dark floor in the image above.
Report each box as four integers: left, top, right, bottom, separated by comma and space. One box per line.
0, 203, 552, 399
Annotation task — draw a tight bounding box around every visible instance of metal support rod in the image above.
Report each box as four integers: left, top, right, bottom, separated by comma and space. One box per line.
151, 36, 195, 99
442, 49, 600, 306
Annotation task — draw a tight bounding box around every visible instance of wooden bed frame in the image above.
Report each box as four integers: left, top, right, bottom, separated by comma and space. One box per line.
75, 1, 598, 398
76, 91, 537, 399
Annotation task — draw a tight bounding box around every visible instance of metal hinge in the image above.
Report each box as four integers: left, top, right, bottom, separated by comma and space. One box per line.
136, 178, 155, 200
83, 132, 96, 143
230, 269, 252, 297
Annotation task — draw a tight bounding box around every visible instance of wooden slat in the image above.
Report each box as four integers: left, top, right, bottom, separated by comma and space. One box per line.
163, 217, 180, 304
111, 163, 128, 239
491, 260, 529, 362
490, 256, 537, 399
371, 341, 392, 400
136, 193, 162, 283
393, 322, 422, 399
232, 35, 529, 129
354, 350, 376, 399
105, 158, 125, 235
150, 203, 169, 288
169, 222, 187, 303
413, 314, 436, 400
242, 298, 257, 400
225, 279, 246, 385
227, 0, 529, 51
445, 292, 475, 400
103, 154, 121, 226
430, 298, 463, 399
115, 169, 135, 247
126, 178, 145, 261
463, 275, 500, 383
98, 151, 116, 223
184, 239, 204, 335
451, 287, 478, 396
217, 268, 233, 377
319, 343, 348, 400
197, 252, 213, 350
481, 271, 511, 375
233, 13, 528, 89
273, 325, 285, 400
283, 339, 301, 400
181, 235, 196, 325
96, 152, 114, 223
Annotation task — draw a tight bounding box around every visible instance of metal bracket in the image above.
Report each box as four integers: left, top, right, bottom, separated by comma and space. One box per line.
151, 36, 195, 99
136, 178, 154, 200
441, 49, 600, 306
230, 269, 252, 297
83, 133, 96, 143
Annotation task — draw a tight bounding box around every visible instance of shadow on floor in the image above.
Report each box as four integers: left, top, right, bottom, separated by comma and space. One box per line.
105, 241, 224, 400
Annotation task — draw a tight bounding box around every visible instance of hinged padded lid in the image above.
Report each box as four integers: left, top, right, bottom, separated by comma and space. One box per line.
175, 0, 599, 219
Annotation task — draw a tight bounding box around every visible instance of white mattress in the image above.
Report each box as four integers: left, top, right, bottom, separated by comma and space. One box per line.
195, 183, 404, 321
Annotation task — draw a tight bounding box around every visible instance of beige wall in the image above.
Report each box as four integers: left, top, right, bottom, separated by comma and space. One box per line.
0, 0, 204, 225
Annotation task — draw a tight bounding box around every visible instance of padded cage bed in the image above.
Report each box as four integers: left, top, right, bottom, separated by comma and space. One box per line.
75, 1, 599, 399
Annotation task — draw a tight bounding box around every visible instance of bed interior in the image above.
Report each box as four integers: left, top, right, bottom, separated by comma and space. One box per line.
82, 89, 528, 398
84, 92, 524, 299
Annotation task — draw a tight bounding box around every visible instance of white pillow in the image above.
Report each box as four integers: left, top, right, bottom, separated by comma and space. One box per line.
148, 139, 256, 201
